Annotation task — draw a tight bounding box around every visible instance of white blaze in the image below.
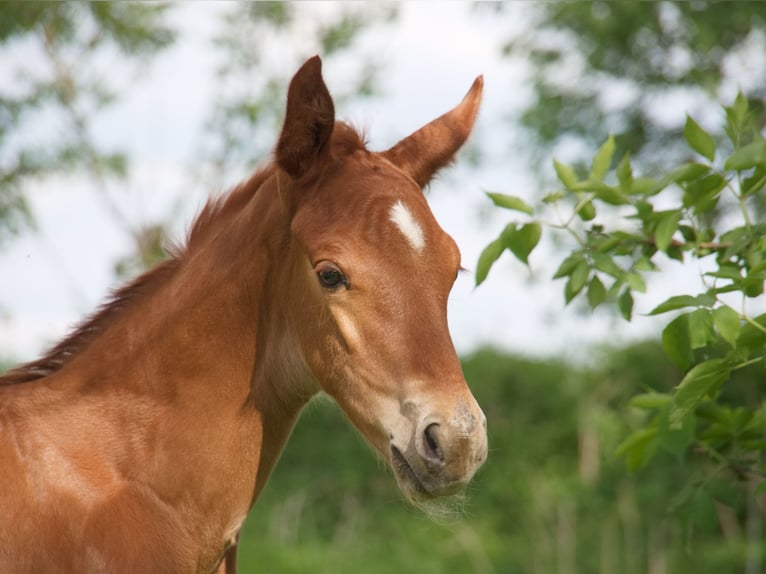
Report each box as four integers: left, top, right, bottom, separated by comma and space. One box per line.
389, 200, 425, 252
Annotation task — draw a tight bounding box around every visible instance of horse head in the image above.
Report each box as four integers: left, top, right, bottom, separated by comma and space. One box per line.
275, 56, 487, 501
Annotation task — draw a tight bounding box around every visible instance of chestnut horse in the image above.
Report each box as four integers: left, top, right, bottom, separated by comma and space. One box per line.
0, 56, 487, 573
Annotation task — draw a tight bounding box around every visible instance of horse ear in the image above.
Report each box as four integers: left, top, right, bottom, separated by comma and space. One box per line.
383, 76, 483, 188
276, 56, 335, 178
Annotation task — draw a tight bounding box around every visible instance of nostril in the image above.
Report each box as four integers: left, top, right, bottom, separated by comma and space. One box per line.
422, 423, 444, 465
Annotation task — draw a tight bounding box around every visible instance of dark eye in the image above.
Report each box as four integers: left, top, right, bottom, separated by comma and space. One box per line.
315, 262, 348, 290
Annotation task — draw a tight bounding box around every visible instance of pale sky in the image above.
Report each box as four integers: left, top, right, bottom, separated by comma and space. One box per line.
1, 2, 711, 364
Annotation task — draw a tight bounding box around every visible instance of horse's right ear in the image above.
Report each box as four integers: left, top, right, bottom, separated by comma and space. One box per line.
276, 56, 335, 179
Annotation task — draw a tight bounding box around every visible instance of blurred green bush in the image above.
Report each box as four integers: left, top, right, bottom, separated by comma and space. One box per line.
239, 342, 765, 573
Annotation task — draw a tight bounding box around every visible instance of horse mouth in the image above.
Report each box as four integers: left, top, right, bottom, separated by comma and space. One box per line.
390, 446, 432, 500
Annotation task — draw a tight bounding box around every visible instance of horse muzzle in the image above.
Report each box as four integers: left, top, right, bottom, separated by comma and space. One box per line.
389, 402, 488, 501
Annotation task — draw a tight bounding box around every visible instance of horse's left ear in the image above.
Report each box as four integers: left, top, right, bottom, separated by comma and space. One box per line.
383, 76, 483, 188
276, 55, 335, 179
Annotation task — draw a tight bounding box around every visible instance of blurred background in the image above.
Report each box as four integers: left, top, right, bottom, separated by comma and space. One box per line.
1, 2, 764, 572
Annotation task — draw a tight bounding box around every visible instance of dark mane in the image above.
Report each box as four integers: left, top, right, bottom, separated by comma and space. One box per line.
0, 122, 368, 386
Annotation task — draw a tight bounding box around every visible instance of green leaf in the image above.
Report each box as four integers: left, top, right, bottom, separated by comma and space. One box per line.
712, 306, 741, 347
682, 173, 727, 215
591, 253, 624, 278
553, 253, 585, 279
736, 313, 766, 352
615, 427, 658, 471
633, 256, 658, 272
744, 271, 766, 298
678, 225, 697, 243
706, 264, 742, 281
616, 153, 633, 192
649, 293, 715, 315
573, 181, 630, 205
553, 159, 578, 189
565, 261, 590, 303
503, 222, 541, 265
586, 275, 606, 308
631, 177, 659, 195
593, 185, 631, 206
724, 141, 766, 171
724, 92, 748, 144
475, 238, 504, 286
618, 288, 633, 321
687, 308, 715, 349
695, 401, 730, 425
670, 163, 711, 183
629, 392, 672, 410
626, 272, 646, 293
655, 210, 682, 252
658, 407, 696, 454
593, 235, 623, 253
683, 115, 716, 162
542, 191, 565, 204
485, 192, 534, 215
662, 314, 693, 371
670, 359, 731, 426
719, 225, 759, 263
590, 135, 615, 181
708, 284, 742, 296
577, 200, 596, 221
742, 167, 766, 196
646, 164, 710, 196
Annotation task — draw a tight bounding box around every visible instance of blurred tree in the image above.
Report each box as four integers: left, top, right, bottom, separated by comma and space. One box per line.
234, 344, 766, 573
0, 1, 396, 288
478, 3, 766, 561
496, 2, 766, 173
116, 2, 396, 278
478, 93, 766, 567
0, 2, 175, 249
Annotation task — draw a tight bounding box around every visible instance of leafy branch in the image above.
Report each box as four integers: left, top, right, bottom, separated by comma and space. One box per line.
477, 92, 766, 487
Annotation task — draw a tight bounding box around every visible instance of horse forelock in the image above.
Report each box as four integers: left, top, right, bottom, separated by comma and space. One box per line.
329, 122, 367, 156
184, 122, 365, 251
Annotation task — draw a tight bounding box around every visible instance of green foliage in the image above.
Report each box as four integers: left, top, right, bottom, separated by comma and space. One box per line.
485, 191, 534, 215
240, 345, 765, 572
0, 2, 390, 275
478, 93, 766, 537
0, 2, 174, 247
499, 1, 766, 171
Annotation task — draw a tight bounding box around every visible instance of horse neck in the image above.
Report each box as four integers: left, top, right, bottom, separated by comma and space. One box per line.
59, 173, 315, 487
70, 176, 308, 392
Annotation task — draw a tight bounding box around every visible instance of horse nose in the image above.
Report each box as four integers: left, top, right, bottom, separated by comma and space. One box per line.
421, 423, 446, 466
416, 405, 487, 478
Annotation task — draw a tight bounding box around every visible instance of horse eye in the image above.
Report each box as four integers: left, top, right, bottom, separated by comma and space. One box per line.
316, 263, 348, 290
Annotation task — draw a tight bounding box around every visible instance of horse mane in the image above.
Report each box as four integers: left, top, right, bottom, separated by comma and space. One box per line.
0, 122, 367, 386
0, 261, 182, 385
0, 166, 274, 387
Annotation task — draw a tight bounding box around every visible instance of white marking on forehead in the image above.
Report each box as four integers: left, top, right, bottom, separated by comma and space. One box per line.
389, 200, 425, 252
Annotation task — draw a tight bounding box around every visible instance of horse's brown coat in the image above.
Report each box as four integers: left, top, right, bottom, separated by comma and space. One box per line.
0, 56, 486, 573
